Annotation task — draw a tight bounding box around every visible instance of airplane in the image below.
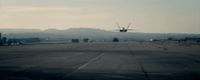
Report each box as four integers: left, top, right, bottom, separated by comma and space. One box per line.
116, 23, 132, 32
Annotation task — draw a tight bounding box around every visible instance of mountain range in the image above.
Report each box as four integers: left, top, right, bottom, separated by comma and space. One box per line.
0, 28, 200, 41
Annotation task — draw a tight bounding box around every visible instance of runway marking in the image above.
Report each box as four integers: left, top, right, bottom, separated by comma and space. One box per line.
77, 53, 104, 70
66, 53, 104, 76
128, 46, 151, 80
132, 55, 150, 80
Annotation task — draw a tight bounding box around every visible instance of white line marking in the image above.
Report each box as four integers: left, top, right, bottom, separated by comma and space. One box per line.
67, 53, 104, 76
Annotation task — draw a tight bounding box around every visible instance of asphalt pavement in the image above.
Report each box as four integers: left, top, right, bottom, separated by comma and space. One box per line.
0, 42, 200, 80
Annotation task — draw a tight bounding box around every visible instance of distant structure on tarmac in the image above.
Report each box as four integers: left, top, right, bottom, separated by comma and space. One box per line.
0, 32, 22, 46
167, 37, 200, 43
113, 37, 119, 42
0, 32, 2, 45
0, 32, 41, 46
83, 38, 89, 43
71, 39, 79, 43
0, 32, 8, 45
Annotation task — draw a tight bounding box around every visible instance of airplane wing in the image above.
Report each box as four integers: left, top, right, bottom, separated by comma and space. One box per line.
116, 22, 121, 29
127, 23, 131, 29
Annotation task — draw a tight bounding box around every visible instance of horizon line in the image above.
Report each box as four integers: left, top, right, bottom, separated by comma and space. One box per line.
0, 28, 200, 34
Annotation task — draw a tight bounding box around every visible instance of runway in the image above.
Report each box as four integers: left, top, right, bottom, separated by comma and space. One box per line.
0, 42, 200, 80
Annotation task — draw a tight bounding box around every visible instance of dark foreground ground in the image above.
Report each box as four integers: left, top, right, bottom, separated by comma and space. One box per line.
0, 42, 200, 80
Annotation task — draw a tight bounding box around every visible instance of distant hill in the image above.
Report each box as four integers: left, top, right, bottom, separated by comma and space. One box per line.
0, 29, 41, 34
1, 28, 200, 41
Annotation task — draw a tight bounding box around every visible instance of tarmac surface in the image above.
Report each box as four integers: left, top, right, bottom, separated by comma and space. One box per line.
0, 42, 200, 80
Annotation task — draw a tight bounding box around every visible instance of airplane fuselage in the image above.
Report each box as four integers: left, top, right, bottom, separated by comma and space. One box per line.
119, 27, 128, 32
119, 29, 128, 32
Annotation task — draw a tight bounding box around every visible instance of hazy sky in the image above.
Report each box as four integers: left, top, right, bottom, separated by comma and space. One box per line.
0, 0, 200, 33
